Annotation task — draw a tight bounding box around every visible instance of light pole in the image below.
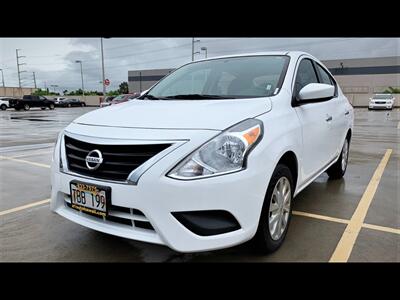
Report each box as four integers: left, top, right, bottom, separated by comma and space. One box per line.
75, 60, 85, 99
100, 38, 106, 97
191, 38, 200, 61
201, 47, 208, 58
32, 72, 37, 89
0, 69, 5, 87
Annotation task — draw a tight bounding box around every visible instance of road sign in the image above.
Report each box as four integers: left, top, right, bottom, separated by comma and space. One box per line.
104, 79, 110, 86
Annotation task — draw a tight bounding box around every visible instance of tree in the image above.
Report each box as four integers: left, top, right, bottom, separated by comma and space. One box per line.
118, 82, 129, 94
383, 86, 400, 94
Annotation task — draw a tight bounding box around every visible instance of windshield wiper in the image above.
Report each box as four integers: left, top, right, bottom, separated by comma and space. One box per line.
140, 94, 161, 100
163, 94, 233, 100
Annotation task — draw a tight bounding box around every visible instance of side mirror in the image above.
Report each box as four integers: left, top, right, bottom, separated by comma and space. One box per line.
298, 83, 335, 101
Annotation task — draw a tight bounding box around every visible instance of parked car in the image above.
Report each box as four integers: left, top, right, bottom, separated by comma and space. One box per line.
109, 93, 137, 105
57, 98, 86, 107
0, 97, 17, 110
9, 95, 55, 111
99, 96, 115, 108
51, 51, 354, 253
54, 97, 67, 106
368, 94, 395, 110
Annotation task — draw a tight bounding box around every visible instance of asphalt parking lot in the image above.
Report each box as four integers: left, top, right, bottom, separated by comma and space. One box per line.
0, 106, 399, 262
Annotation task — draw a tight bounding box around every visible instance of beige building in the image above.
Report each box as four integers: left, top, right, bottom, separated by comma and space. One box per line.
0, 87, 37, 98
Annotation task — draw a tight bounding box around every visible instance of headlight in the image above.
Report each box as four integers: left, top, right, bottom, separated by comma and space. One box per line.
168, 119, 263, 180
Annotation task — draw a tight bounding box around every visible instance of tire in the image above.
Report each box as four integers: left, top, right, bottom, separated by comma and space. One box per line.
0, 104, 7, 111
327, 138, 349, 179
23, 104, 30, 111
253, 164, 294, 253
67, 103, 71, 108
81, 103, 85, 107
49, 104, 55, 110
41, 107, 46, 110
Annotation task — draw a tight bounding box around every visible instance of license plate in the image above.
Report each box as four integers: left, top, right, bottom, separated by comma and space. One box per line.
69, 181, 111, 217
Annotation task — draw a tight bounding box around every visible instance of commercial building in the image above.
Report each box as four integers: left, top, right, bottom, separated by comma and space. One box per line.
128, 68, 174, 93
128, 55, 399, 107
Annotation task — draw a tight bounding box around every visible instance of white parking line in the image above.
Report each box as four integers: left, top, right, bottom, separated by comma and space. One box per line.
0, 155, 50, 168
0, 199, 50, 216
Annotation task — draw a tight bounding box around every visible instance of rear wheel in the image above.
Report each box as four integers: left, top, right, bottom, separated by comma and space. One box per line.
81, 103, 85, 107
41, 107, 46, 110
23, 104, 30, 111
67, 103, 71, 108
327, 138, 349, 179
253, 164, 293, 253
0, 104, 7, 110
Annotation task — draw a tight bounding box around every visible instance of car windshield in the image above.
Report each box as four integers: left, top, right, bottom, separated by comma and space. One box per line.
373, 94, 392, 99
143, 55, 290, 100
113, 95, 126, 101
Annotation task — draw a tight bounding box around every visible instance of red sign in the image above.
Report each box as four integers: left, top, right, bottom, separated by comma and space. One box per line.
104, 79, 110, 86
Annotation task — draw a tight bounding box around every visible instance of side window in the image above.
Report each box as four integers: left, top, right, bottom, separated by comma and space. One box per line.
294, 59, 319, 96
316, 64, 332, 85
315, 63, 338, 96
39, 96, 46, 101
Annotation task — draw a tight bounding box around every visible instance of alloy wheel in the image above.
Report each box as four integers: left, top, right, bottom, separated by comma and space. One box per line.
269, 176, 291, 240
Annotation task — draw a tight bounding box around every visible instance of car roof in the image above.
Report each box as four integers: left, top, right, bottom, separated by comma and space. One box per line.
190, 51, 314, 63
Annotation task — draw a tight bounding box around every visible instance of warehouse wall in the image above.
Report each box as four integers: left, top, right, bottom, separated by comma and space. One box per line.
0, 87, 37, 97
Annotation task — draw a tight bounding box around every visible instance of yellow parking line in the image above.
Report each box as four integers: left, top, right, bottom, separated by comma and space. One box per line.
292, 211, 349, 224
0, 199, 50, 216
362, 223, 400, 235
0, 155, 50, 168
329, 149, 392, 262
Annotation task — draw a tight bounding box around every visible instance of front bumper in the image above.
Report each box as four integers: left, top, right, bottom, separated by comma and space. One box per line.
50, 125, 273, 252
369, 103, 393, 109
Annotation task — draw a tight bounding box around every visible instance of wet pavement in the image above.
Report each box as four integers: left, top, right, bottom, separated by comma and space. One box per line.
0, 107, 399, 262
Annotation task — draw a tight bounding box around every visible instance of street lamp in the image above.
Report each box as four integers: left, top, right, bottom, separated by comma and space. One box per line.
0, 69, 5, 87
201, 47, 208, 58
100, 38, 106, 97
192, 38, 201, 61
75, 60, 85, 99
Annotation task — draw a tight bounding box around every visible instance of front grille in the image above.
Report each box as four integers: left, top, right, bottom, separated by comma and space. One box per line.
374, 101, 386, 104
64, 135, 171, 182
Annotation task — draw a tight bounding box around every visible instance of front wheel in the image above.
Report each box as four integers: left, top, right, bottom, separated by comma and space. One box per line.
41, 107, 46, 110
49, 104, 55, 110
0, 104, 7, 110
23, 104, 30, 111
253, 164, 293, 253
327, 138, 349, 179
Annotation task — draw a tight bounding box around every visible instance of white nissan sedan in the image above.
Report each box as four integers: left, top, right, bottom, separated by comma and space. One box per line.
51, 51, 354, 253
368, 94, 395, 110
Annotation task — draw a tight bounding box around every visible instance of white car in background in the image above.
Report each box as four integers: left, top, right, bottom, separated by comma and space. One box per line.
0, 97, 16, 110
54, 97, 67, 106
51, 51, 354, 253
368, 94, 395, 110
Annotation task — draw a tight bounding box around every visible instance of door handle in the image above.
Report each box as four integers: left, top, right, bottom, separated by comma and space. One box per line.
345, 111, 350, 115
325, 115, 333, 122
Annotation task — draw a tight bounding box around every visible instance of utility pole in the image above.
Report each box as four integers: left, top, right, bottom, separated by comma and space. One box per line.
100, 38, 106, 97
16, 49, 26, 88
0, 69, 5, 87
75, 60, 85, 99
32, 72, 37, 89
191, 38, 200, 61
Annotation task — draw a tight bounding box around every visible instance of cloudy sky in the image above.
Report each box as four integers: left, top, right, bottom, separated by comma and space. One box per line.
0, 38, 398, 93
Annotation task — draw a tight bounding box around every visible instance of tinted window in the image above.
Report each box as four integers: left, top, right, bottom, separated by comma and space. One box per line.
294, 59, 319, 96
148, 55, 290, 99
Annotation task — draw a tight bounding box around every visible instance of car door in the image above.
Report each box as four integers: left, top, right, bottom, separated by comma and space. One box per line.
314, 62, 347, 158
293, 58, 335, 181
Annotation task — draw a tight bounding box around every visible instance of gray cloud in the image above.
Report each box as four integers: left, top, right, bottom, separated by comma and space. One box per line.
1, 38, 398, 93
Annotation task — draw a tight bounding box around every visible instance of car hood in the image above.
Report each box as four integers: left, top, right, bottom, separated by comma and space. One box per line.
73, 98, 272, 130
